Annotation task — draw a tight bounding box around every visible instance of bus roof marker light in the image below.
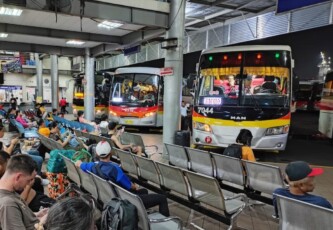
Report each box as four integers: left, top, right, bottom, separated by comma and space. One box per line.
208, 56, 213, 61
275, 53, 280, 59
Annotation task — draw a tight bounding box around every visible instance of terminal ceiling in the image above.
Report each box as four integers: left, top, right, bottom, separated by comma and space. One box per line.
0, 0, 279, 57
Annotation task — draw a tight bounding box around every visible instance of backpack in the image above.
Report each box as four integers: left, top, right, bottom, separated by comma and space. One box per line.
47, 149, 76, 173
101, 197, 138, 230
222, 144, 243, 159
71, 149, 92, 163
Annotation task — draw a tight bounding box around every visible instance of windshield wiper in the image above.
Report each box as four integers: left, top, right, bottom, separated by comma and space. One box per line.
249, 93, 262, 112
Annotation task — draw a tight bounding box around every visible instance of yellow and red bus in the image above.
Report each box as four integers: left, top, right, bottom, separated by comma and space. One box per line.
193, 45, 293, 151
72, 73, 111, 116
108, 67, 163, 127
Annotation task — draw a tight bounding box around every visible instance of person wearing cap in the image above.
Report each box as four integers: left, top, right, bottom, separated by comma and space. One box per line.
273, 161, 332, 218
75, 141, 170, 217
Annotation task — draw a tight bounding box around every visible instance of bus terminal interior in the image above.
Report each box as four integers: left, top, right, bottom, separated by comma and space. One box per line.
1, 0, 333, 230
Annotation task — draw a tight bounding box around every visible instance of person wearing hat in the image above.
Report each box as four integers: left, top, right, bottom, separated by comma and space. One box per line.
75, 141, 170, 217
273, 161, 332, 218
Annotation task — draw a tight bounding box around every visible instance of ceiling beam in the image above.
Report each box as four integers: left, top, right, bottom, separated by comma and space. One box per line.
0, 0, 169, 28
93, 0, 170, 14
189, 0, 258, 13
190, 6, 275, 33
185, 9, 233, 27
0, 41, 84, 56
90, 28, 166, 56
0, 23, 122, 44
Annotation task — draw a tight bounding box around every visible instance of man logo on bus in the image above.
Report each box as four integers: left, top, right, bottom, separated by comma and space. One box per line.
230, 116, 246, 120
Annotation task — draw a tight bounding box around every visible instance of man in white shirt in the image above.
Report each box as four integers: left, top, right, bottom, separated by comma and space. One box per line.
180, 101, 188, 130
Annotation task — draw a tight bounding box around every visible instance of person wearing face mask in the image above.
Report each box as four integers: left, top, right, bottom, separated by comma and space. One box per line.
0, 154, 48, 230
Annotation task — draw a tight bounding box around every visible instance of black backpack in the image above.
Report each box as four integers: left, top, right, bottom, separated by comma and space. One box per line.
101, 198, 138, 230
222, 144, 243, 159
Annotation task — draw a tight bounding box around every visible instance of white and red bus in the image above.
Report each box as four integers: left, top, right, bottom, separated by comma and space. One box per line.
108, 67, 163, 127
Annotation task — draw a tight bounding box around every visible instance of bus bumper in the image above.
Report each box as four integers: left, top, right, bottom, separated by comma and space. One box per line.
109, 114, 157, 127
193, 130, 288, 151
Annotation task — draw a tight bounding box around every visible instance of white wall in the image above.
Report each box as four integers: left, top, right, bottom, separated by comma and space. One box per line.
3, 73, 74, 103
42, 57, 72, 71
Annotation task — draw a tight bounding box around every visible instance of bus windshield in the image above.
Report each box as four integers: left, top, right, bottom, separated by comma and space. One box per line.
198, 50, 291, 107
110, 73, 159, 107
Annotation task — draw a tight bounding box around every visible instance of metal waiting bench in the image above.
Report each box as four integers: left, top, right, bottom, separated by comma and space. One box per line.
112, 181, 183, 230
276, 194, 333, 230
37, 133, 64, 150
60, 154, 183, 230
243, 160, 287, 201
116, 151, 247, 229
185, 147, 215, 177
164, 143, 189, 170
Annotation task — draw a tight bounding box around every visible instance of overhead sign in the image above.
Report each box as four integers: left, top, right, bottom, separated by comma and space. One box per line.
160, 67, 174, 76
124, 45, 141, 56
276, 0, 330, 14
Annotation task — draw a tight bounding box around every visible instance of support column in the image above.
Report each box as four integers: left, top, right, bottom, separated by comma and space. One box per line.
35, 53, 43, 99
163, 0, 186, 157
50, 54, 59, 110
84, 48, 95, 121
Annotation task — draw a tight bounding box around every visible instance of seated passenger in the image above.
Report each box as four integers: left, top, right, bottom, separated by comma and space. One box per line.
45, 197, 95, 230
273, 161, 332, 218
236, 129, 256, 161
0, 154, 48, 230
224, 75, 239, 96
75, 141, 169, 216
0, 151, 54, 212
16, 111, 36, 128
261, 76, 278, 93
77, 110, 97, 128
49, 122, 71, 148
0, 124, 44, 176
99, 114, 109, 129
107, 121, 143, 157
38, 119, 50, 137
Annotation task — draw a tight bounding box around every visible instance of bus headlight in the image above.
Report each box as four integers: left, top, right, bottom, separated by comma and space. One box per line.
109, 111, 117, 116
145, 112, 155, 117
193, 121, 212, 133
266, 125, 289, 136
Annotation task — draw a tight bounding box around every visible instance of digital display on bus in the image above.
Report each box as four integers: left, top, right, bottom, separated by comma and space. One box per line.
203, 97, 222, 105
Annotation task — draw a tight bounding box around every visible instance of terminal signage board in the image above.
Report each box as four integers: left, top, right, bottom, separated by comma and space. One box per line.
160, 67, 174, 76
276, 0, 330, 14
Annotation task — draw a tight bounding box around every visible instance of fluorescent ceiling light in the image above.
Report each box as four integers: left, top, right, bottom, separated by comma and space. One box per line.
98, 21, 123, 29
0, 7, 23, 16
66, 40, 85, 46
0, 33, 8, 38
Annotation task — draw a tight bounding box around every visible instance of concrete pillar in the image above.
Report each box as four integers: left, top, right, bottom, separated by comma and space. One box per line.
50, 54, 59, 110
84, 48, 95, 121
35, 53, 43, 99
162, 0, 186, 157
